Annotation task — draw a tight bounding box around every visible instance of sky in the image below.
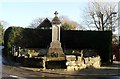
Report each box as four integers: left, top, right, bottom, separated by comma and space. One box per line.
0, 0, 89, 28
0, 0, 120, 29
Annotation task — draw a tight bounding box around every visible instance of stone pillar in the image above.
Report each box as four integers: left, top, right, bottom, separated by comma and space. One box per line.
58, 24, 60, 41
52, 25, 60, 42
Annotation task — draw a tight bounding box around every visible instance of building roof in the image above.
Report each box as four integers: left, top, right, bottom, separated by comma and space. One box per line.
37, 11, 61, 28
37, 18, 52, 28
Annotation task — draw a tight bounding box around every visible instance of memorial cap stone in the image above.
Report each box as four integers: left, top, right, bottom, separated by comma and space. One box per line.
52, 11, 61, 25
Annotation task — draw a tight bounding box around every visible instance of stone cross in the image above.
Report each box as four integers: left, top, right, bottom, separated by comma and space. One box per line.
54, 11, 58, 16
47, 11, 65, 58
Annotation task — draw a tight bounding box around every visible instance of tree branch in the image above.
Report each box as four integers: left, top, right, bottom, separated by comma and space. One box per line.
91, 15, 99, 30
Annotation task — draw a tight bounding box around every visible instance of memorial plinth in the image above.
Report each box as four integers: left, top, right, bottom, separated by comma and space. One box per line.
47, 41, 65, 61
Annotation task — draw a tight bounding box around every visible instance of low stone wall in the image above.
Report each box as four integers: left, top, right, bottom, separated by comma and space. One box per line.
15, 55, 101, 70
66, 55, 101, 71
15, 56, 44, 68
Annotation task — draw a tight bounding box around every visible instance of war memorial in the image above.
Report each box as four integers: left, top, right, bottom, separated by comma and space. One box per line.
1, 1, 120, 78
3, 11, 112, 71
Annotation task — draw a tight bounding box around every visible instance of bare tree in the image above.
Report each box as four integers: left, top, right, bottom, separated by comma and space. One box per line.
82, 0, 119, 31
28, 18, 45, 28
0, 20, 9, 30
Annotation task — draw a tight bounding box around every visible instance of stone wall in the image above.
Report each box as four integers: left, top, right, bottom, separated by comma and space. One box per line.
15, 54, 101, 70
66, 55, 101, 71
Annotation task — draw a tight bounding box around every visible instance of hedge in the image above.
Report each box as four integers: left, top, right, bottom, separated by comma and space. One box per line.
4, 27, 112, 63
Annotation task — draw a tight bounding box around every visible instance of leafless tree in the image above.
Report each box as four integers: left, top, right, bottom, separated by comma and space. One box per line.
28, 18, 45, 28
0, 20, 9, 30
82, 0, 119, 31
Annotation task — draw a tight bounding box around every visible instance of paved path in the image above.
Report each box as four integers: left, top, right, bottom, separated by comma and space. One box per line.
2, 57, 120, 79
2, 64, 120, 79
21, 67, 120, 76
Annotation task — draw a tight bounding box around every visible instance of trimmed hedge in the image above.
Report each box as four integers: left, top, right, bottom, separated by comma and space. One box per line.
61, 30, 112, 63
4, 27, 112, 63
4, 27, 51, 51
